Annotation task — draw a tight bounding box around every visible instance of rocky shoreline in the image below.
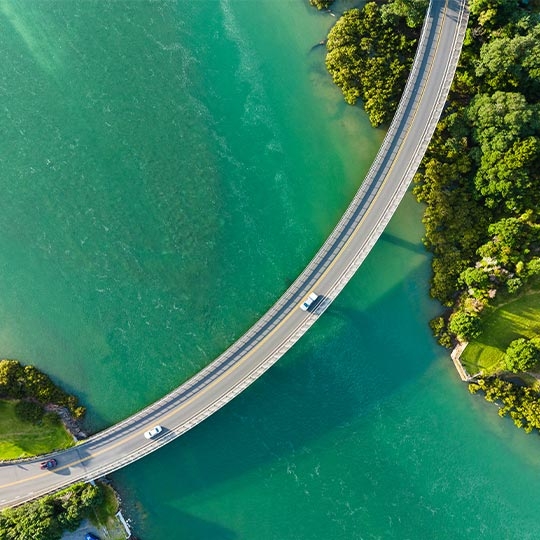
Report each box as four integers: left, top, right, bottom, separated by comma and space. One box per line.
45, 403, 89, 441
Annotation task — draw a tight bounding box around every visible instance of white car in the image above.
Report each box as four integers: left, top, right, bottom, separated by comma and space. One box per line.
300, 292, 319, 312
144, 425, 163, 439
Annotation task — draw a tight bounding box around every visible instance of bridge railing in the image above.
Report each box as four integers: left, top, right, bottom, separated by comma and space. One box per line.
77, 0, 470, 459
0, 0, 470, 509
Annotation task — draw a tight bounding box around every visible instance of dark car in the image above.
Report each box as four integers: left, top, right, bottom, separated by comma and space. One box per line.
85, 533, 100, 540
40, 459, 57, 470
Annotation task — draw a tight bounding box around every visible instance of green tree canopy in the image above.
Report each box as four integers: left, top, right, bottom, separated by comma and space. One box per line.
504, 337, 540, 373
476, 22, 540, 94
0, 360, 24, 399
0, 359, 85, 418
477, 211, 540, 267
325, 3, 416, 126
469, 0, 519, 29
448, 310, 482, 340
467, 91, 538, 152
0, 484, 102, 540
467, 92, 540, 211
459, 266, 491, 288
380, 0, 428, 28
309, 0, 335, 10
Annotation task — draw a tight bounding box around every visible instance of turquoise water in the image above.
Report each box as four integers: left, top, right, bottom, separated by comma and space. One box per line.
2, 1, 540, 539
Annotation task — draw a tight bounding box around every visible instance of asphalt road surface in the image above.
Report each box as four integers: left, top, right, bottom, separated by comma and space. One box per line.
0, 0, 469, 509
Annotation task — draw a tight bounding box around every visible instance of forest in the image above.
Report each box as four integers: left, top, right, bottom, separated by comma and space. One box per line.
323, 0, 540, 431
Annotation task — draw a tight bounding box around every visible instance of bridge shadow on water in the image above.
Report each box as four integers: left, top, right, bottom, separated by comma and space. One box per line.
116, 244, 441, 538
380, 231, 428, 256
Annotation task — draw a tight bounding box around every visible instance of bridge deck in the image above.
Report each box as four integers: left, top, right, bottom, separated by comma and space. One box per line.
0, 0, 469, 509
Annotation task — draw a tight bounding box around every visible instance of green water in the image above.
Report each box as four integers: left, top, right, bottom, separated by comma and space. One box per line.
2, 1, 540, 538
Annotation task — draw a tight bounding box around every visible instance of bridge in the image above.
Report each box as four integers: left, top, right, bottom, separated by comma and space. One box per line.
0, 0, 469, 509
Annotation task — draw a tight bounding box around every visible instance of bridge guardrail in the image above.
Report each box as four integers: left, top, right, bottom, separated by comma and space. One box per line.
1, 0, 470, 508
76, 0, 471, 463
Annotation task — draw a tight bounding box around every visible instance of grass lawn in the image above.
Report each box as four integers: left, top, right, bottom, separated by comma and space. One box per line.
461, 292, 540, 375
0, 400, 74, 459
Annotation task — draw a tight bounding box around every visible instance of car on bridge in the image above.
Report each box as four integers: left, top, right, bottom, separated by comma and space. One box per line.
300, 292, 319, 312
144, 425, 163, 439
40, 459, 57, 470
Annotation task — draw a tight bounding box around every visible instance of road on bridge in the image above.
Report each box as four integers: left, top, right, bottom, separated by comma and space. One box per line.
0, 0, 468, 509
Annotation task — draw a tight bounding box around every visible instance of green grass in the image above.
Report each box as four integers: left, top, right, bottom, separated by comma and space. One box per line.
0, 400, 74, 459
461, 292, 540, 375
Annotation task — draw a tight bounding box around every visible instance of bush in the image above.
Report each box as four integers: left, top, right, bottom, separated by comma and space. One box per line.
0, 483, 103, 540
469, 377, 540, 434
309, 0, 335, 9
429, 316, 453, 348
0, 360, 84, 419
325, 3, 417, 126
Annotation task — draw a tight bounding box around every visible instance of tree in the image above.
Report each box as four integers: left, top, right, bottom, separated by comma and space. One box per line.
0, 360, 25, 399
448, 310, 482, 340
477, 212, 540, 268
14, 400, 44, 424
325, 3, 417, 126
459, 266, 491, 290
476, 23, 540, 95
0, 359, 85, 418
429, 316, 452, 347
0, 483, 103, 540
473, 136, 540, 211
469, 377, 540, 434
504, 337, 540, 373
465, 91, 540, 212
469, 0, 519, 30
467, 92, 538, 152
380, 0, 428, 28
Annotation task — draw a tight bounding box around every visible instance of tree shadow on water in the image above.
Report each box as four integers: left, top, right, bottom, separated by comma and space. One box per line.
158, 511, 238, 540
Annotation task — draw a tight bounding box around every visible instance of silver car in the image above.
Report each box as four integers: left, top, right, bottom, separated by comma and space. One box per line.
144, 425, 163, 439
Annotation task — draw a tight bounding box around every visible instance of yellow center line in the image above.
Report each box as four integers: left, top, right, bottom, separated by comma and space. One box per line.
1, 0, 452, 496
307, 0, 447, 296
2, 303, 308, 489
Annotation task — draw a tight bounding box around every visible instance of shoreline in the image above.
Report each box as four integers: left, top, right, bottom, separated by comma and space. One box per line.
58, 481, 134, 540
450, 341, 472, 382
0, 399, 137, 539
50, 410, 137, 539
45, 403, 89, 441
48, 410, 137, 540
